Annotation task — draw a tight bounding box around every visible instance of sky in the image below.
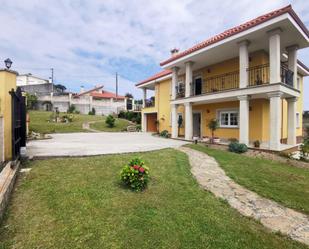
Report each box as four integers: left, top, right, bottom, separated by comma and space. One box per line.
0, 0, 308, 108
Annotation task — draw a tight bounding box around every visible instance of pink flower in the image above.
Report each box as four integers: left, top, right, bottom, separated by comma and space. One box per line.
133, 165, 140, 170
139, 167, 145, 173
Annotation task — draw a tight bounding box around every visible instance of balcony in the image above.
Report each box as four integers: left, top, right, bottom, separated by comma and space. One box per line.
175, 64, 295, 99
144, 98, 155, 108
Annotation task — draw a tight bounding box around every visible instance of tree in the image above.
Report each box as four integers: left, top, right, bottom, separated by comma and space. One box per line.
105, 115, 115, 128
26, 93, 38, 110
55, 84, 67, 93
208, 119, 219, 143
125, 93, 133, 99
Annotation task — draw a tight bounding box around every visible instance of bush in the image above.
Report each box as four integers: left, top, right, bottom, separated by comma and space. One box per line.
136, 124, 141, 131
67, 104, 76, 113
159, 130, 169, 138
228, 142, 248, 154
88, 107, 96, 115
118, 111, 141, 124
120, 158, 149, 191
300, 140, 309, 161
105, 115, 115, 128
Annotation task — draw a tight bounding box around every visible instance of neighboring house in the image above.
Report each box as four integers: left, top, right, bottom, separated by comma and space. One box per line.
136, 5, 309, 151
17, 73, 50, 86
34, 85, 128, 115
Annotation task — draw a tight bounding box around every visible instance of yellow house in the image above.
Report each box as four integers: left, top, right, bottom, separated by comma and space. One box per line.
136, 5, 309, 151
0, 69, 18, 161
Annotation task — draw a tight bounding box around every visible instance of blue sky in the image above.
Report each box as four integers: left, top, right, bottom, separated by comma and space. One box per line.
0, 0, 308, 108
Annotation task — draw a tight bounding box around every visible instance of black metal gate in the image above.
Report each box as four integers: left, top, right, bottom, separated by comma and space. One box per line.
9, 87, 26, 161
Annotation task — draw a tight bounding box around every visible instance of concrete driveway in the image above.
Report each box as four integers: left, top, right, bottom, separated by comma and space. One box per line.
27, 132, 188, 158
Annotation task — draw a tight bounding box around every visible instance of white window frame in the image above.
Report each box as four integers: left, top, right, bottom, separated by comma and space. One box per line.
217, 109, 239, 128
296, 112, 300, 128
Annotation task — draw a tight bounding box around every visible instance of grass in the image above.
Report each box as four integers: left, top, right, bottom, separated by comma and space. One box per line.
188, 144, 309, 215
29, 111, 130, 134
0, 149, 306, 249
89, 118, 131, 132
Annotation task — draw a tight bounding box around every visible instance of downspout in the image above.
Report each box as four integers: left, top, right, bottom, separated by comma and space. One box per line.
281, 99, 284, 143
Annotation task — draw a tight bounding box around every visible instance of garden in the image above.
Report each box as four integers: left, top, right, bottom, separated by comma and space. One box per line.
0, 149, 306, 249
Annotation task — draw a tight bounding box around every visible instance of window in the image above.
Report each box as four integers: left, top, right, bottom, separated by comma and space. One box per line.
296, 112, 300, 128
218, 110, 239, 128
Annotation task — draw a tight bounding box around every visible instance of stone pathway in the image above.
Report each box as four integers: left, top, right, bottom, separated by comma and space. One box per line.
178, 147, 309, 246
82, 121, 100, 132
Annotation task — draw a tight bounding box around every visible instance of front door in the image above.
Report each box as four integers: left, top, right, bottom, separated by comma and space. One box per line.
193, 113, 201, 137
194, 77, 202, 95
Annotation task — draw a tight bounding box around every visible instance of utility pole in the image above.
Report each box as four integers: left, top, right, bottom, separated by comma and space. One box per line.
50, 68, 54, 92
115, 72, 118, 101
50, 68, 54, 83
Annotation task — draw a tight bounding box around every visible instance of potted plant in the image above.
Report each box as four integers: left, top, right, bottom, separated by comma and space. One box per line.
253, 140, 260, 148
207, 119, 219, 143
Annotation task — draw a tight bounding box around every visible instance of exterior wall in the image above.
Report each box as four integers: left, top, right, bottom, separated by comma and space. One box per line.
17, 75, 49, 86
0, 70, 17, 160
281, 74, 303, 141
20, 83, 55, 95
0, 116, 4, 162
35, 94, 126, 115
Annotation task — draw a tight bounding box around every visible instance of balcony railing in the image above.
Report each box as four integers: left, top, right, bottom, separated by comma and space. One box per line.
144, 98, 155, 108
247, 63, 294, 87
174, 63, 296, 99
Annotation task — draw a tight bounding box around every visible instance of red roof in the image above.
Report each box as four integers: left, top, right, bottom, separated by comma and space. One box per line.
136, 69, 172, 86
90, 91, 125, 99
75, 85, 125, 99
160, 5, 309, 66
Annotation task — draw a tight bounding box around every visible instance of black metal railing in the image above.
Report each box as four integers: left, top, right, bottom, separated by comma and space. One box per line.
247, 63, 270, 86
173, 63, 295, 99
247, 63, 294, 87
145, 98, 155, 108
176, 83, 185, 98
190, 71, 239, 96
281, 64, 294, 87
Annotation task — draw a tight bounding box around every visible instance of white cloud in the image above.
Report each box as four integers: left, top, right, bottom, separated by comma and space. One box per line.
0, 0, 308, 105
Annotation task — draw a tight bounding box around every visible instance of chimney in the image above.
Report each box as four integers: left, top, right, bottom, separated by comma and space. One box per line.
80, 85, 85, 93
170, 48, 179, 57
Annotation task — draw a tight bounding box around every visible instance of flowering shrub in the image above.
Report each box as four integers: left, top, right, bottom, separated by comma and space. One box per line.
120, 158, 149, 191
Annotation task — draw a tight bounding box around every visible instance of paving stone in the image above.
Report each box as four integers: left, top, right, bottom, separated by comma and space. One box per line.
178, 147, 309, 246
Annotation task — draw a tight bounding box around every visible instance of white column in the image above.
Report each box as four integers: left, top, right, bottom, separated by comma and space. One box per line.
89, 96, 93, 111
69, 93, 72, 106
171, 104, 178, 138
142, 113, 147, 132
184, 103, 193, 140
268, 92, 283, 150
238, 40, 250, 88
238, 95, 250, 145
185, 62, 193, 97
268, 28, 282, 83
171, 67, 179, 100
286, 45, 298, 88
142, 88, 147, 108
287, 97, 297, 145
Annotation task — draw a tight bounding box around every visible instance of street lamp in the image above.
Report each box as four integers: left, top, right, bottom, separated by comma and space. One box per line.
4, 58, 12, 69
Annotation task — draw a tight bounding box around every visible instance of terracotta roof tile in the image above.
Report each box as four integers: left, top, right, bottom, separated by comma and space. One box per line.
136, 69, 172, 86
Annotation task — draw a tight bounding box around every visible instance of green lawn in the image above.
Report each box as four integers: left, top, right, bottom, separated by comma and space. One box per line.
0, 149, 305, 249
29, 111, 130, 134
89, 118, 131, 132
188, 144, 309, 215
29, 111, 102, 133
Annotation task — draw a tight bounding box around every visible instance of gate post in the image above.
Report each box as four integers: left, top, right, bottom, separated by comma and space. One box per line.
0, 69, 18, 161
